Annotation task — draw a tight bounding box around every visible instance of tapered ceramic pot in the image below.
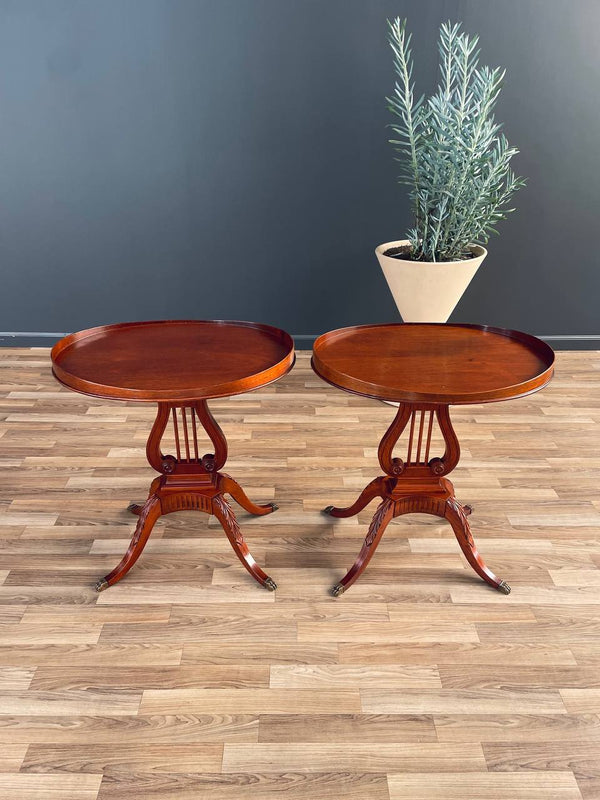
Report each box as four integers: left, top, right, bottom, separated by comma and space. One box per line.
376, 239, 487, 322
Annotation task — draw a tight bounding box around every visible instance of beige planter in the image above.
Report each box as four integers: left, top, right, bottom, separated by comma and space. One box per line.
375, 239, 487, 322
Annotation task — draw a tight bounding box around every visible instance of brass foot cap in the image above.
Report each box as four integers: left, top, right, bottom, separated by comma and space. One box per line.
264, 577, 277, 592
95, 578, 109, 593
268, 502, 279, 512
497, 580, 511, 595
332, 583, 345, 597
323, 505, 335, 515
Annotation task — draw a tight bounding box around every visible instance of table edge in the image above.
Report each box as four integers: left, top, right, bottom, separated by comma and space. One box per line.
51, 320, 296, 402
311, 323, 556, 405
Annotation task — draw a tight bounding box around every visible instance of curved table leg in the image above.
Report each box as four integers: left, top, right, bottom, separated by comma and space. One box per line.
325, 403, 511, 595
332, 499, 395, 596
219, 474, 278, 516
212, 495, 276, 591
96, 495, 162, 591
97, 403, 280, 593
324, 477, 387, 518
445, 497, 511, 594
328, 490, 509, 597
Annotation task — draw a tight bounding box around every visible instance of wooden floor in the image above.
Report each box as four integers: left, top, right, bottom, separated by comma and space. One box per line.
0, 348, 599, 799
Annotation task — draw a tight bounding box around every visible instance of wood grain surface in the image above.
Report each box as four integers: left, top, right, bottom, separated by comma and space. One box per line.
312, 323, 554, 404
0, 347, 599, 799
52, 320, 295, 402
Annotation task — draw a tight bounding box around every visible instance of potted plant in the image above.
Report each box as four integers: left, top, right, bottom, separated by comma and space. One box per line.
377, 19, 525, 322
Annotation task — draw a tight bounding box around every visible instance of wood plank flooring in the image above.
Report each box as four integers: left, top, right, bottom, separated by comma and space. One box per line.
0, 347, 599, 799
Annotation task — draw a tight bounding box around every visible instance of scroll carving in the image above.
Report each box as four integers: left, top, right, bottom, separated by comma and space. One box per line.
377, 403, 460, 479
146, 401, 228, 476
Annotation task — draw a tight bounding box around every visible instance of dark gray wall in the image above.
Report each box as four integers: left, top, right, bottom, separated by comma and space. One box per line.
0, 0, 598, 344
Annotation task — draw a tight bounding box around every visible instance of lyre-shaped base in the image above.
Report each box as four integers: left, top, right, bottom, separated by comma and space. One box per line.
95, 402, 277, 592
324, 403, 510, 596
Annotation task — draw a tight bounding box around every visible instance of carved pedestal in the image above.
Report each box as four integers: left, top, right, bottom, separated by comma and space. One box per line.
95, 401, 277, 592
324, 404, 511, 597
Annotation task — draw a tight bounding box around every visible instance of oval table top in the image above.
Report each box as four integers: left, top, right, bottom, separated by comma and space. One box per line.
312, 323, 554, 405
52, 320, 295, 402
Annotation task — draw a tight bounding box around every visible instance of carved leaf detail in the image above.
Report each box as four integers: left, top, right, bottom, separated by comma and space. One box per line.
365, 500, 393, 546
130, 497, 160, 546
446, 497, 475, 548
214, 495, 244, 545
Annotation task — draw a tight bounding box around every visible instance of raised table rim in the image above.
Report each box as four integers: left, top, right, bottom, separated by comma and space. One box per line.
52, 319, 295, 402
312, 322, 555, 405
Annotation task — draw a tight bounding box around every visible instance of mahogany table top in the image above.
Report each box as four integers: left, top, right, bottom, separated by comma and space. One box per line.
52, 320, 295, 402
312, 323, 554, 405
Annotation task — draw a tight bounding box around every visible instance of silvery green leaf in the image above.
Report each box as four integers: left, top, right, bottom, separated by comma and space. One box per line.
387, 17, 524, 261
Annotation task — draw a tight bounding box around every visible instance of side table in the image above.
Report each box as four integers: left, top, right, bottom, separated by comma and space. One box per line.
312, 323, 554, 596
52, 320, 294, 592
